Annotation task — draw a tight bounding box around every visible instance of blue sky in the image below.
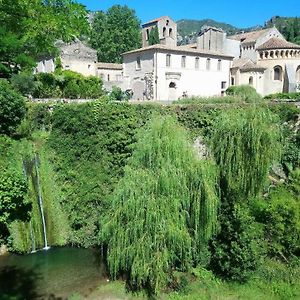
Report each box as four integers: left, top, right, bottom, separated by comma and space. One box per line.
78, 0, 300, 28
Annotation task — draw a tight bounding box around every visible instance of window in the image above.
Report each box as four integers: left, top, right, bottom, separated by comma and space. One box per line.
88, 64, 91, 69
297, 66, 300, 82
107, 74, 110, 82
217, 59, 222, 71
136, 56, 141, 70
221, 81, 226, 89
65, 65, 70, 70
163, 27, 167, 38
206, 58, 211, 70
146, 29, 149, 40
231, 77, 235, 86
166, 54, 171, 67
169, 28, 173, 38
181, 56, 186, 68
274, 66, 282, 81
249, 76, 253, 85
195, 57, 199, 69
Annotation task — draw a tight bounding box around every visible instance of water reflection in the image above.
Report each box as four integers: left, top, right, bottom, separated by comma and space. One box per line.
0, 247, 106, 299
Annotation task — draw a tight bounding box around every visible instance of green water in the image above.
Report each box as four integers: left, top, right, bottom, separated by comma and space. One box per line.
0, 247, 106, 299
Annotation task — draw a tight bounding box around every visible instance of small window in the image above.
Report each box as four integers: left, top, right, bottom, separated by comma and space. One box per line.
249, 76, 253, 85
217, 59, 222, 71
166, 54, 171, 67
274, 66, 282, 81
136, 56, 141, 70
231, 77, 235, 86
146, 29, 149, 40
221, 81, 226, 89
65, 65, 70, 70
107, 74, 110, 82
169, 28, 173, 38
195, 57, 199, 69
88, 64, 91, 69
181, 56, 186, 68
206, 58, 211, 70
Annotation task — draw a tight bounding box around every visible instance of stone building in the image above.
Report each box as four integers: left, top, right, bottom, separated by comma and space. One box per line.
36, 40, 97, 76
123, 17, 233, 101
228, 28, 300, 95
142, 16, 177, 48
184, 26, 300, 96
96, 62, 124, 90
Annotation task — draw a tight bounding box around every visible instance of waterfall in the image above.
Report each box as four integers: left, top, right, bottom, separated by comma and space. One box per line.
22, 161, 37, 253
34, 154, 50, 251
29, 220, 36, 253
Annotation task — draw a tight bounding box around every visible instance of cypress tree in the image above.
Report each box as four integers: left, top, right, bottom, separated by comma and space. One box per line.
148, 26, 160, 45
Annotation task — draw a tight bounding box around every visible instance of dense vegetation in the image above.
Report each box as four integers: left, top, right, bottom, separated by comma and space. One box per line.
0, 80, 299, 297
0, 0, 88, 78
11, 70, 104, 99
90, 5, 142, 63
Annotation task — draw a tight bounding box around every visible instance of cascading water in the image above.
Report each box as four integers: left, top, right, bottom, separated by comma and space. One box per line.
34, 154, 50, 251
22, 154, 50, 251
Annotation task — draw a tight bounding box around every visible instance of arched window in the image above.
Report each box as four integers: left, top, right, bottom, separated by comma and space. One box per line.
249, 76, 253, 85
163, 27, 167, 38
297, 66, 300, 82
274, 66, 283, 81
169, 28, 173, 38
206, 58, 211, 70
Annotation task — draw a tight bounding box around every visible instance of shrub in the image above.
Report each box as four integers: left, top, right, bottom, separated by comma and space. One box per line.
109, 86, 128, 101
10, 71, 36, 96
264, 92, 300, 101
252, 170, 300, 258
0, 80, 26, 135
210, 203, 263, 282
226, 85, 262, 102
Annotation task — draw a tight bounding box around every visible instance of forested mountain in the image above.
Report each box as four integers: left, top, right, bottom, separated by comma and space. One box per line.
177, 16, 300, 45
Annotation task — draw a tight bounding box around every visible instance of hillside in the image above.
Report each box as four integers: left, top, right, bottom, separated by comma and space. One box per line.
177, 16, 300, 45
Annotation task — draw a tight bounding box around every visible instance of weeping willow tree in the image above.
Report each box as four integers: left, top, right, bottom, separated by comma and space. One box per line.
210, 106, 281, 199
102, 115, 219, 294
209, 106, 281, 281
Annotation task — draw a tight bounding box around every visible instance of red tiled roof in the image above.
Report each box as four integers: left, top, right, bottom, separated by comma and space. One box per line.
97, 62, 123, 70
142, 16, 170, 26
257, 37, 300, 50
228, 28, 270, 43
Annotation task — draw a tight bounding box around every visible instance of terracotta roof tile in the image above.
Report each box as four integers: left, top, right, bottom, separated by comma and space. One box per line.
123, 44, 234, 59
228, 28, 270, 43
142, 16, 170, 26
97, 62, 123, 70
257, 37, 300, 50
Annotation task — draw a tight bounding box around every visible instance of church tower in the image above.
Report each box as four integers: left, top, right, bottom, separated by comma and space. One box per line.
142, 16, 177, 47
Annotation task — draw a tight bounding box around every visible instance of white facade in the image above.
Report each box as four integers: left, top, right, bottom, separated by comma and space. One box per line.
123, 45, 232, 101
